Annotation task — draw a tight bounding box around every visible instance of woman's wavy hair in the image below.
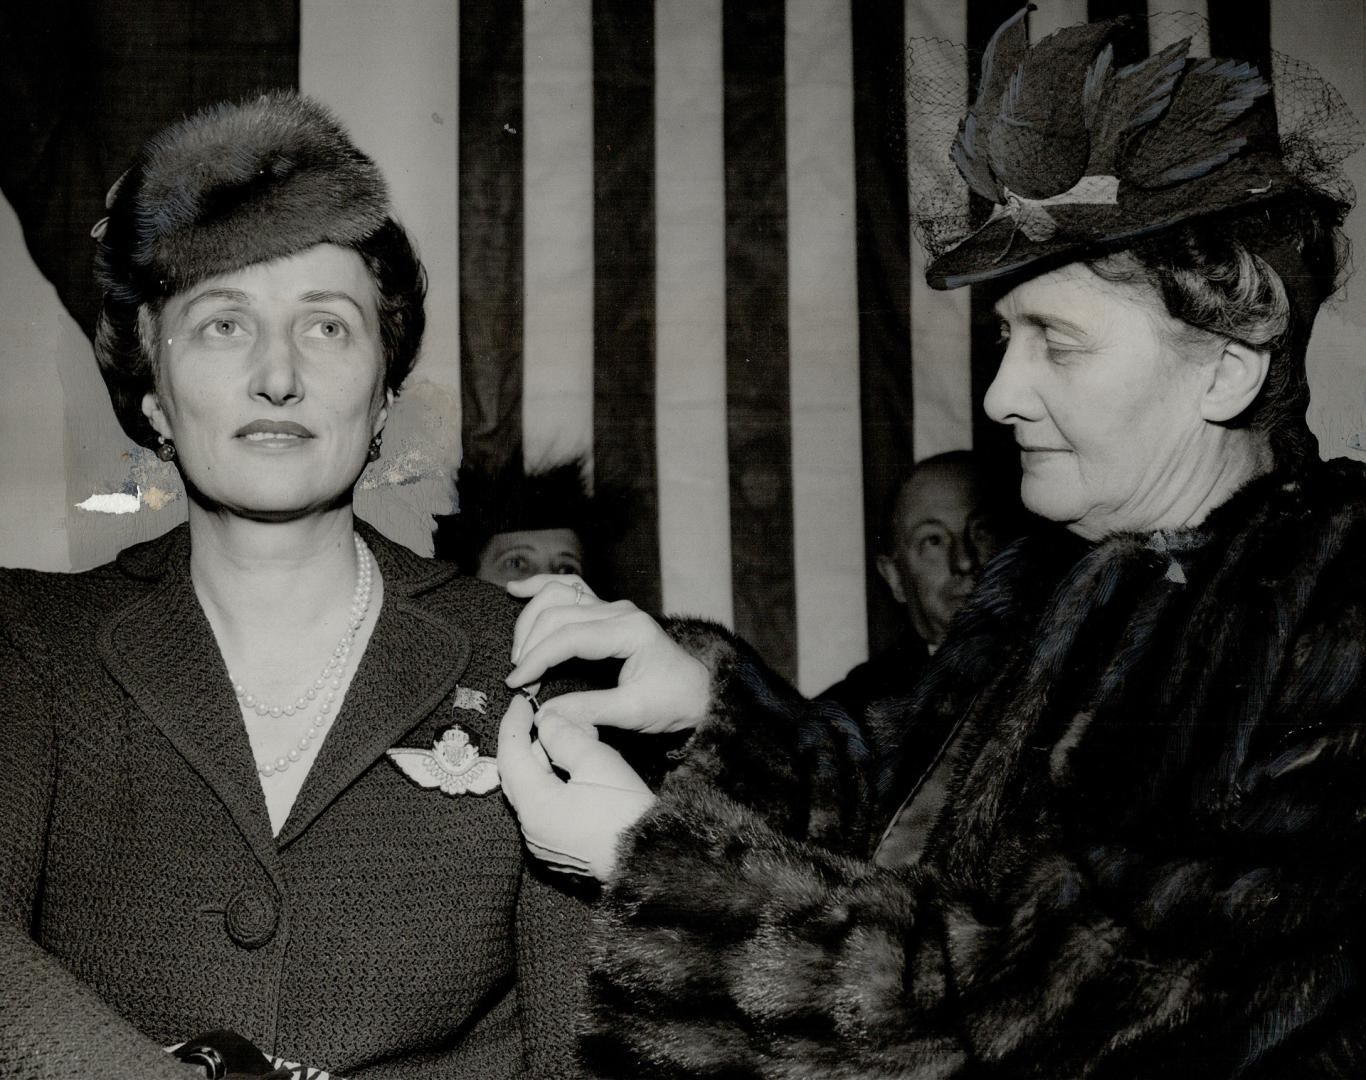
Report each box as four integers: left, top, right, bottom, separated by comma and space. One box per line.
1087, 193, 1350, 467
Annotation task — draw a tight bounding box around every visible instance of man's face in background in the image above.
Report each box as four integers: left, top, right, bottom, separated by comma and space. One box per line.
877, 462, 1000, 647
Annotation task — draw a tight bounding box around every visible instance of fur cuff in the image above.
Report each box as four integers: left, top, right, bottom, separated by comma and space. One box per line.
659, 617, 876, 848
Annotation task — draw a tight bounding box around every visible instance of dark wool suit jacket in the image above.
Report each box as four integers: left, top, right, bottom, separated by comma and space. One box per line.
583, 460, 1366, 1079
0, 523, 586, 1079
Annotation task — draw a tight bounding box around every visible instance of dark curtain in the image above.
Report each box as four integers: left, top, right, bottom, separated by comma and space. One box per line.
0, 0, 299, 338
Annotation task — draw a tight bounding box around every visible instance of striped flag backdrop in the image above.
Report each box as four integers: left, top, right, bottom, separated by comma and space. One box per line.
2, 1, 1364, 694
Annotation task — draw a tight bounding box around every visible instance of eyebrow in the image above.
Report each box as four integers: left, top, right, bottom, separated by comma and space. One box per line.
179, 288, 368, 314
180, 287, 252, 310
499, 545, 582, 559
297, 289, 367, 315
993, 306, 1089, 337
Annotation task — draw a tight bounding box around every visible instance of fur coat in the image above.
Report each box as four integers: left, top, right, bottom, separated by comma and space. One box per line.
582, 460, 1366, 1078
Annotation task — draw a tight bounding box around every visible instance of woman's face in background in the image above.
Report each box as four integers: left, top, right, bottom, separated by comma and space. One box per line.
143, 243, 389, 520
477, 528, 586, 587
984, 262, 1218, 540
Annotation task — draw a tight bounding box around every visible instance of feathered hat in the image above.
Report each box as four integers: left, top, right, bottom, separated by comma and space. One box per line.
912, 7, 1362, 304
92, 91, 394, 446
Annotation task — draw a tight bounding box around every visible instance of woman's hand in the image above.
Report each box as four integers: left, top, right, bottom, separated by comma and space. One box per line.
497, 696, 656, 880
505, 575, 712, 735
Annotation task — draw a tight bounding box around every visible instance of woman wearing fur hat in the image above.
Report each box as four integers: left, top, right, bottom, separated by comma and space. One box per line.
498, 11, 1366, 1077
0, 94, 584, 1078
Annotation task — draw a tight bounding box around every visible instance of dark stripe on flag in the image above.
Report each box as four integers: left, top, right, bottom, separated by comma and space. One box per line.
852, 0, 914, 655
1088, 0, 1150, 67
723, 0, 796, 679
1208, 0, 1271, 83
458, 0, 524, 472
0, 0, 298, 338
592, 0, 662, 614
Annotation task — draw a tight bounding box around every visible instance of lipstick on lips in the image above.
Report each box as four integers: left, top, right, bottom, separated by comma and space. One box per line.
235, 419, 314, 445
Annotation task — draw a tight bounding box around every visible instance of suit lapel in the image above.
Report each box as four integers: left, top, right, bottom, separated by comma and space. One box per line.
97, 523, 473, 855
275, 532, 471, 848
99, 528, 280, 870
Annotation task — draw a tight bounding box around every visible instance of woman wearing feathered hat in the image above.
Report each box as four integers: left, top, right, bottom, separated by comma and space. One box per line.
497, 9, 1366, 1076
0, 94, 585, 1077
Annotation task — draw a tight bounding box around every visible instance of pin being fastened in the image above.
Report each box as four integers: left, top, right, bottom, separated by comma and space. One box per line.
516, 685, 542, 713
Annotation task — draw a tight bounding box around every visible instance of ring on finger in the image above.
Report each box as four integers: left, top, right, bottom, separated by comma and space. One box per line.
573, 582, 585, 606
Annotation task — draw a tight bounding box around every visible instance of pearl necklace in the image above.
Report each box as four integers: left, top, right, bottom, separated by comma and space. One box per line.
233, 534, 374, 778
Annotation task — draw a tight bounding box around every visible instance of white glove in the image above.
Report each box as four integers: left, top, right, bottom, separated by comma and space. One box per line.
497, 696, 656, 880
505, 574, 712, 735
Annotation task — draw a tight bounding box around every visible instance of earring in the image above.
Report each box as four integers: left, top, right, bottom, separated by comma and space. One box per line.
367, 433, 383, 463
155, 437, 177, 462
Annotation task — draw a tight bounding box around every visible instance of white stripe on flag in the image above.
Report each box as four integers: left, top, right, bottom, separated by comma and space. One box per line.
786, 0, 867, 695
1149, 0, 1210, 55
0, 192, 86, 571
522, 0, 595, 466
654, 0, 734, 626
1274, 0, 1366, 464
1028, 0, 1089, 42
305, 1, 466, 555
907, 0, 973, 460
302, 0, 462, 406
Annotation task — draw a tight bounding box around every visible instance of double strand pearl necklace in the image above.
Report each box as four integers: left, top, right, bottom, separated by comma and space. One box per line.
232, 534, 375, 779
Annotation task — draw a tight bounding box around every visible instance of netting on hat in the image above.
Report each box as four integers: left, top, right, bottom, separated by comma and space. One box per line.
906, 11, 1364, 264
1273, 48, 1364, 211
906, 34, 978, 261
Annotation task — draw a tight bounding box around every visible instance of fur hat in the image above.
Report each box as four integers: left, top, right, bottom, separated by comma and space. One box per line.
92, 91, 397, 447
94, 91, 389, 304
911, 7, 1361, 302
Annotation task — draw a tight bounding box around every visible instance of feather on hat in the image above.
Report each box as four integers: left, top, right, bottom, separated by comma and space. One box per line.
920, 6, 1350, 291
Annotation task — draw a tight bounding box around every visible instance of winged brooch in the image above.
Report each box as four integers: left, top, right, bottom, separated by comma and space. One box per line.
387, 725, 500, 796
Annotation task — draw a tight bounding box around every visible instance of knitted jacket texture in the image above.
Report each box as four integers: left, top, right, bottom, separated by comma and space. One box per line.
583, 460, 1366, 1078
0, 523, 586, 1079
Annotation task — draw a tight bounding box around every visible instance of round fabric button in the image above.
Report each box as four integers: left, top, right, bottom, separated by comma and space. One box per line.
224, 885, 279, 948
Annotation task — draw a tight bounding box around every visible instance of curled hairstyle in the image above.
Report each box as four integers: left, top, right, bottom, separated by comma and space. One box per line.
1087, 194, 1349, 466
96, 220, 427, 449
